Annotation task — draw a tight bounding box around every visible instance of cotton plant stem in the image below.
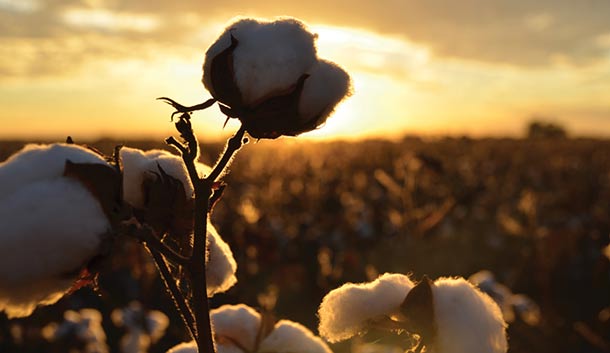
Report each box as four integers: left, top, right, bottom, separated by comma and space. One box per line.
164, 114, 247, 353
146, 245, 198, 341
191, 125, 246, 353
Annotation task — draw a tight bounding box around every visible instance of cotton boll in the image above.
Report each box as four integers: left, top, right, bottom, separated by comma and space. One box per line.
211, 304, 261, 352
165, 341, 245, 353
206, 224, 238, 297
0, 178, 110, 318
120, 147, 202, 209
47, 309, 109, 353
318, 273, 415, 343
432, 277, 508, 353
259, 320, 332, 353
203, 17, 317, 106
166, 341, 198, 353
0, 143, 107, 199
510, 294, 541, 326
298, 60, 352, 125
469, 270, 515, 322
112, 301, 170, 353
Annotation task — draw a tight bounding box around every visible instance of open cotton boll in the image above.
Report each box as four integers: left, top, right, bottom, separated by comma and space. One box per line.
45, 309, 109, 353
0, 143, 107, 199
203, 17, 317, 106
166, 341, 243, 353
432, 277, 508, 353
206, 224, 238, 297
318, 273, 415, 343
298, 60, 352, 124
166, 341, 197, 353
120, 147, 204, 209
0, 178, 110, 318
259, 320, 332, 353
211, 304, 261, 352
112, 301, 169, 353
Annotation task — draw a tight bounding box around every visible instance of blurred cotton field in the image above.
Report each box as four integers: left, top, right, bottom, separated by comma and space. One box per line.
0, 136, 609, 353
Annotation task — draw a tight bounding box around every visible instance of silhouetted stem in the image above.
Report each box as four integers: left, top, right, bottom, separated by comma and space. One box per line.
162, 112, 247, 353
146, 245, 198, 341
206, 126, 246, 183
141, 229, 189, 266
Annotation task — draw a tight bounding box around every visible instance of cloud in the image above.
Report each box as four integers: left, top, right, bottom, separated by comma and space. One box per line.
2, 0, 610, 80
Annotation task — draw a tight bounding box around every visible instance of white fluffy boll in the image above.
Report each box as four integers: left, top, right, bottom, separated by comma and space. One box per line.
0, 144, 111, 318
298, 59, 351, 123
166, 304, 331, 353
432, 277, 508, 353
206, 224, 238, 297
120, 147, 236, 296
120, 147, 210, 209
203, 17, 317, 106
0, 143, 107, 198
318, 274, 508, 353
317, 273, 415, 343
259, 320, 331, 353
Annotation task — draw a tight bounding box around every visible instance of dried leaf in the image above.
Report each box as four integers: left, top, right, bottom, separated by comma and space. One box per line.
137, 164, 194, 250
63, 160, 122, 221
400, 275, 437, 347
254, 309, 278, 351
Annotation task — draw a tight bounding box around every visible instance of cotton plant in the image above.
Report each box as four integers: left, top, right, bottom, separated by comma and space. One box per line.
318, 273, 508, 353
0, 15, 351, 353
469, 270, 541, 326
111, 301, 169, 353
0, 143, 120, 318
165, 304, 331, 353
42, 308, 109, 353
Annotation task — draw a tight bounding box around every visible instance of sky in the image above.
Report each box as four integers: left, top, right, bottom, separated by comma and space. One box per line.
1, 0, 609, 141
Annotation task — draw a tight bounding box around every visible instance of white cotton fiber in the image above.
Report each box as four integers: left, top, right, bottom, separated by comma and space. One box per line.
120, 147, 210, 209
206, 224, 238, 297
203, 17, 318, 106
298, 59, 351, 123
259, 320, 332, 353
211, 304, 261, 352
166, 341, 197, 353
432, 277, 508, 353
45, 309, 109, 353
0, 143, 107, 199
112, 301, 169, 353
318, 273, 415, 342
0, 178, 110, 318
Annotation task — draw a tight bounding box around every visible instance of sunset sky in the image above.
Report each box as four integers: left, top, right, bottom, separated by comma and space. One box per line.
1, 0, 609, 140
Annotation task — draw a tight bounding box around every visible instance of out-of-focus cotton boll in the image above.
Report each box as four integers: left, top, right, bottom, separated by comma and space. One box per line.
317, 273, 415, 343
44, 309, 109, 353
510, 294, 541, 326
112, 301, 169, 353
432, 277, 508, 353
203, 17, 317, 106
120, 147, 210, 209
0, 143, 107, 198
211, 304, 261, 351
259, 320, 332, 353
468, 270, 515, 322
206, 224, 238, 297
168, 304, 330, 353
298, 59, 352, 125
166, 341, 198, 353
0, 177, 111, 318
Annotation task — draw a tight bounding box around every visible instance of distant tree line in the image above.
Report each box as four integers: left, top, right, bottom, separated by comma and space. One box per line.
527, 119, 567, 139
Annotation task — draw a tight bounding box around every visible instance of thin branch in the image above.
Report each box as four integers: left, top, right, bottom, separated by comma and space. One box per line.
206, 125, 246, 183
146, 245, 198, 341
166, 136, 188, 155
141, 229, 189, 266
